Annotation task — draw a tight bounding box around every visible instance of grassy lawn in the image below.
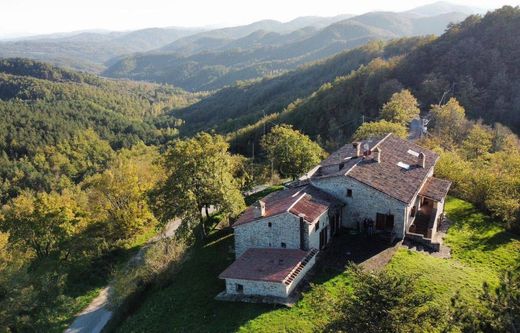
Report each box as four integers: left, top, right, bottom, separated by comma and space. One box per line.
115, 197, 520, 332
387, 197, 520, 306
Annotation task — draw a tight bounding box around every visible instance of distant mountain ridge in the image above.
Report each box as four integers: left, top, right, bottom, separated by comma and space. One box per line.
0, 27, 205, 71
103, 9, 470, 91
0, 2, 483, 78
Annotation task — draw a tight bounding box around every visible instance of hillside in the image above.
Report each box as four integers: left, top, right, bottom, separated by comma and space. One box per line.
0, 58, 202, 201
0, 27, 204, 72
169, 6, 520, 155
103, 10, 469, 91
172, 37, 431, 138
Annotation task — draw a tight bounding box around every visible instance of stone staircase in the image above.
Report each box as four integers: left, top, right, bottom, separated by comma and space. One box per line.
283, 248, 318, 285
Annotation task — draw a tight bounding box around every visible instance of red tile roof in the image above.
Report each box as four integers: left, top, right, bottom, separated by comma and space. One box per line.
312, 133, 441, 204
219, 248, 311, 282
234, 185, 341, 227
419, 177, 452, 202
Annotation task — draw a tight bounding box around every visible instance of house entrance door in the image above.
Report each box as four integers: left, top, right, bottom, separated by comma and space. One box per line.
319, 227, 328, 249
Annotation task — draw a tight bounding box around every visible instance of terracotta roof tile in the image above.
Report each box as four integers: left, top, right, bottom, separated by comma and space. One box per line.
419, 177, 452, 202
219, 248, 311, 282
312, 133, 441, 204
233, 185, 341, 227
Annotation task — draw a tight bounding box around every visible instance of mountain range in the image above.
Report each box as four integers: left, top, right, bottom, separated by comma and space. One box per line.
104, 6, 476, 91
0, 1, 482, 87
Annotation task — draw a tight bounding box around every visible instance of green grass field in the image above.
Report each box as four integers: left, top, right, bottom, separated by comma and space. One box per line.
115, 197, 520, 332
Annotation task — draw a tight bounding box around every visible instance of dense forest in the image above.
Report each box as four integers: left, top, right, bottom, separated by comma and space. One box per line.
172, 7, 520, 156
0, 58, 204, 203
175, 37, 432, 138
0, 58, 210, 331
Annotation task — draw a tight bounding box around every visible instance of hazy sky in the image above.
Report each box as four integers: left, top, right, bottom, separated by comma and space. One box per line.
1, 0, 518, 36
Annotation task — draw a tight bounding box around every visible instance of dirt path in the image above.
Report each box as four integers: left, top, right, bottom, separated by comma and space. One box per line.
64, 219, 182, 333
64, 288, 112, 333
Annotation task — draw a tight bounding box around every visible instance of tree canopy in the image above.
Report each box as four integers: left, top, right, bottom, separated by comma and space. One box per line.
353, 120, 408, 141
156, 133, 246, 237
380, 89, 420, 125
261, 125, 325, 180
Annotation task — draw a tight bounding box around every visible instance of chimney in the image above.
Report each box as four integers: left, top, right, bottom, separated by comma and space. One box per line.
253, 200, 266, 218
299, 214, 309, 251
353, 142, 361, 157
418, 152, 426, 168
374, 147, 381, 163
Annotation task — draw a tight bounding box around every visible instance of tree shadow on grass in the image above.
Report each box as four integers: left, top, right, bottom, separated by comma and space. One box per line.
112, 228, 280, 333
310, 231, 394, 284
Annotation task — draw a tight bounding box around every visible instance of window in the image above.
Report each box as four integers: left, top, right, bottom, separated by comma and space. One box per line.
281, 242, 286, 248
236, 284, 244, 293
410, 206, 417, 217
376, 213, 395, 231
346, 189, 353, 197
315, 220, 320, 232
268, 222, 272, 228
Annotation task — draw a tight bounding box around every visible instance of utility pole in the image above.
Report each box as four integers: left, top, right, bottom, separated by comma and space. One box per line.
262, 109, 266, 136
362, 115, 365, 124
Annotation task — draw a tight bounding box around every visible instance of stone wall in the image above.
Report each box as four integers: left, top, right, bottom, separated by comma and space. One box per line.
286, 253, 317, 295
234, 213, 301, 258
224, 278, 287, 297
308, 211, 330, 249
223, 252, 317, 298
310, 176, 408, 239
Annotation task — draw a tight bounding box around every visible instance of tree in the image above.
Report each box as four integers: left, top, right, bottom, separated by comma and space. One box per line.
448, 267, 520, 333
83, 145, 162, 242
353, 120, 408, 141
380, 89, 420, 125
462, 123, 493, 158
328, 266, 441, 333
157, 133, 245, 238
0, 189, 84, 259
430, 98, 467, 144
261, 125, 325, 180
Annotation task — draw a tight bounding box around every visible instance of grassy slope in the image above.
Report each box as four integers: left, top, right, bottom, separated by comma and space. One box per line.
45, 226, 158, 332
387, 198, 520, 306
115, 197, 520, 332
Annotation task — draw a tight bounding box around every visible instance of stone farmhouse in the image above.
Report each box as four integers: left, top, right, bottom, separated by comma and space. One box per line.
218, 133, 451, 301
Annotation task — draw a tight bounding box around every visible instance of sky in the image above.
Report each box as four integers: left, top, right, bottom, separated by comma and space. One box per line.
0, 0, 518, 37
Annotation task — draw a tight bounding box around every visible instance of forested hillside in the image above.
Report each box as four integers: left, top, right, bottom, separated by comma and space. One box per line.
170, 6, 520, 155
0, 58, 209, 332
103, 11, 468, 91
0, 58, 201, 202
174, 37, 432, 136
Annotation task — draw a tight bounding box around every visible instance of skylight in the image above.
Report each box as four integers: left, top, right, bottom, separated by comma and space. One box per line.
397, 161, 410, 170
407, 149, 419, 157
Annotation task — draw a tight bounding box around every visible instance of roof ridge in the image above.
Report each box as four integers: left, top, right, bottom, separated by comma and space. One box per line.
343, 133, 392, 176
286, 190, 308, 214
